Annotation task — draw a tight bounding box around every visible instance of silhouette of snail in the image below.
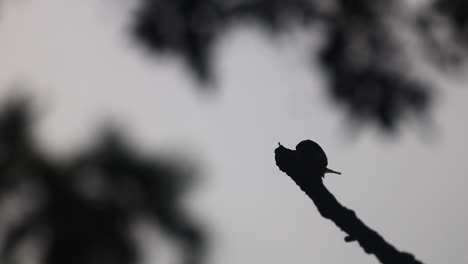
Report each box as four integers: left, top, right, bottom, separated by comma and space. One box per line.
275, 141, 425, 264
275, 140, 341, 179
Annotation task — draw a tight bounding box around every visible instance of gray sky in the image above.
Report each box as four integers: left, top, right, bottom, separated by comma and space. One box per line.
1, 0, 468, 263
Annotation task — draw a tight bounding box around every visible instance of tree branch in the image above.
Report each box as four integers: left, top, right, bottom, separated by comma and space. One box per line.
274, 143, 424, 264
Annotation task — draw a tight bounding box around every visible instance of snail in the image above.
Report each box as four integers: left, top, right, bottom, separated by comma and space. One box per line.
275, 140, 341, 179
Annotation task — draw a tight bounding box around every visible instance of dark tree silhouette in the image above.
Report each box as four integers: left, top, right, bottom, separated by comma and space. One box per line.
434, 0, 468, 38
130, 0, 446, 131
134, 0, 224, 82
0, 97, 205, 264
319, 0, 431, 129
274, 140, 423, 264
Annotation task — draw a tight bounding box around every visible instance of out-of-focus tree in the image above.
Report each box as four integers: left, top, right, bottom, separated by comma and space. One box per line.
132, 0, 468, 131
0, 96, 205, 264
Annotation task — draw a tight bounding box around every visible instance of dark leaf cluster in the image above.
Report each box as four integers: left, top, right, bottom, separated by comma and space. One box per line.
131, 0, 444, 131
0, 97, 205, 264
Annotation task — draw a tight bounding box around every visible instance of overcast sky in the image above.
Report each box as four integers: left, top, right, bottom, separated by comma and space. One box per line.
1, 1, 468, 263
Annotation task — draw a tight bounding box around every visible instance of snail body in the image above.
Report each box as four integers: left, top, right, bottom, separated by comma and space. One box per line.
275, 140, 341, 180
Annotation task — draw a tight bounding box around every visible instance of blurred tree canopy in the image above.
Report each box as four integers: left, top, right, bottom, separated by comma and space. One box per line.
0, 97, 205, 264
133, 0, 468, 131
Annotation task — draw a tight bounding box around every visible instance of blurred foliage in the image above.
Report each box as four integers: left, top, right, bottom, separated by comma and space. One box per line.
134, 0, 223, 82
132, 0, 468, 131
434, 0, 468, 35
0, 97, 205, 264
319, 0, 430, 129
